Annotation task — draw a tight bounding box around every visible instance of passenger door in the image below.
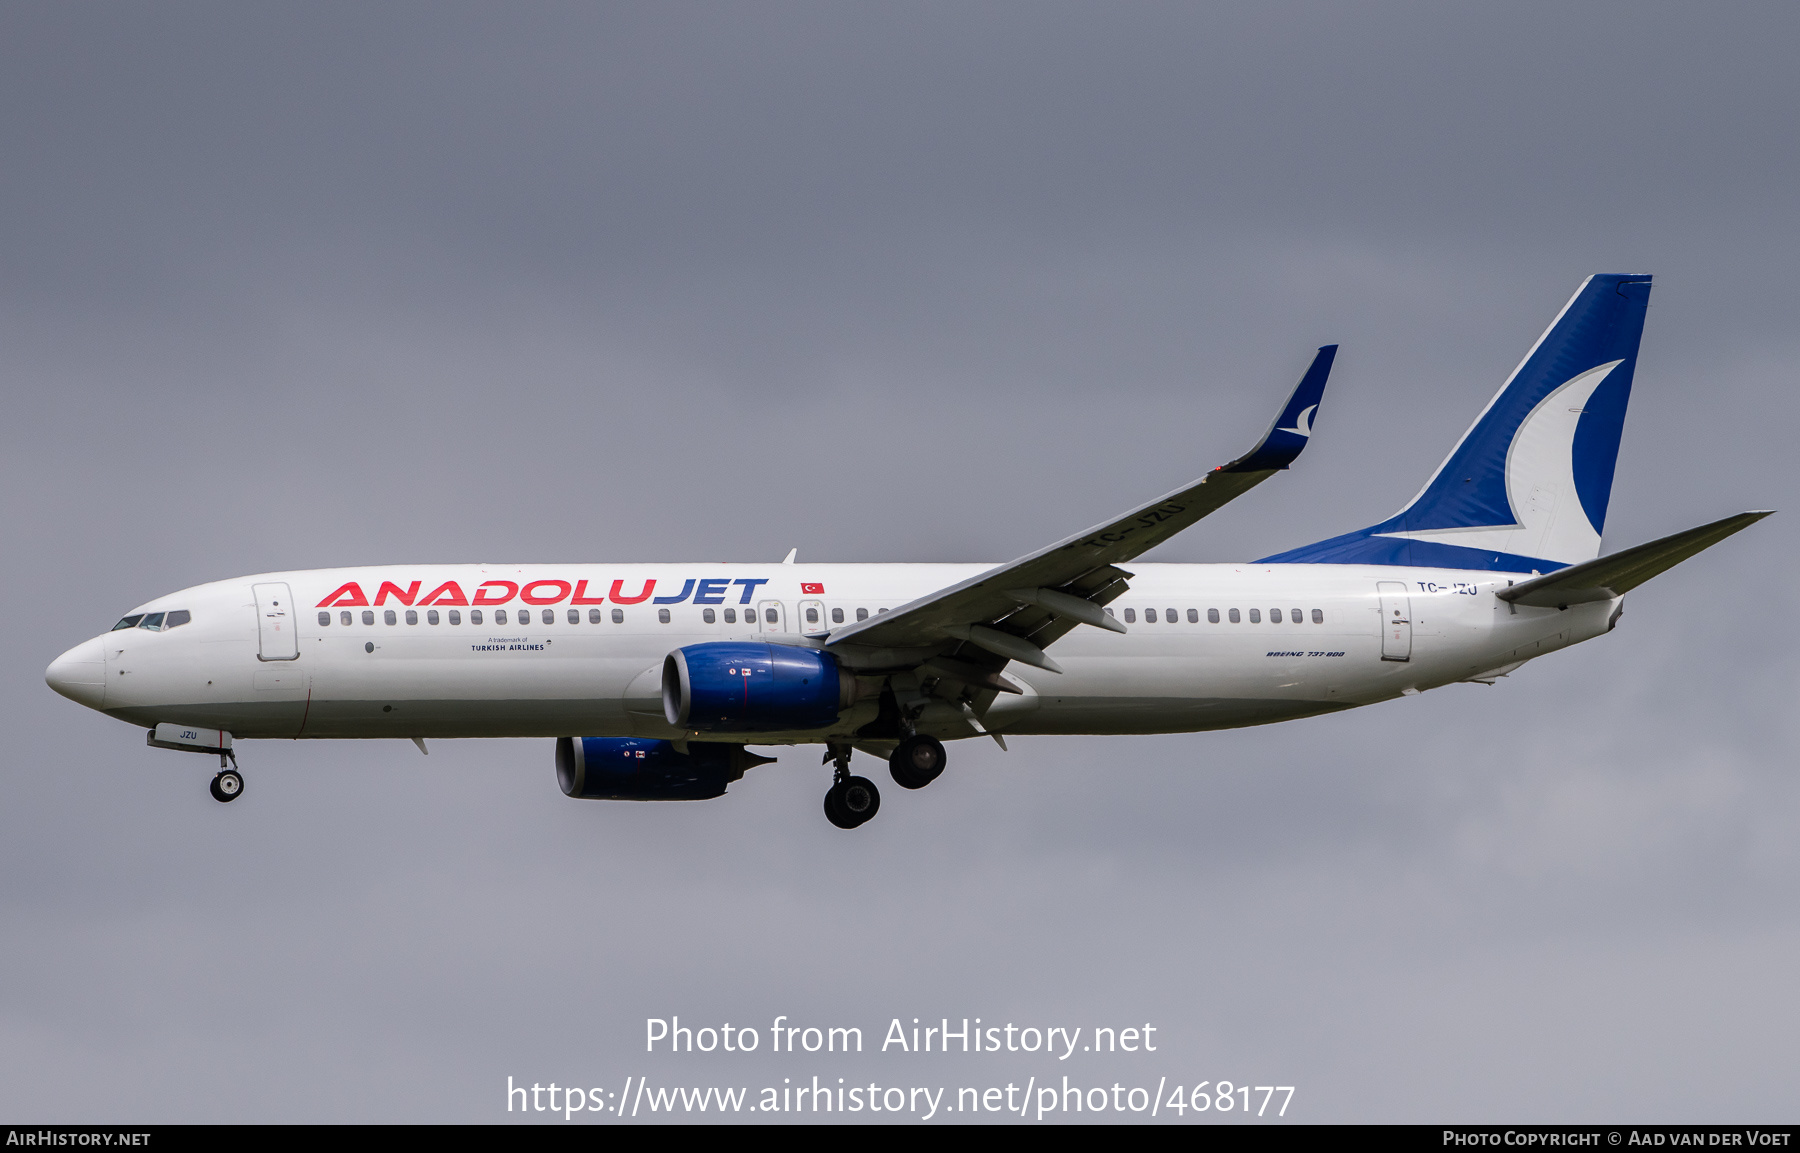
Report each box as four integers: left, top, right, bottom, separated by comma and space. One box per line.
797, 598, 826, 634
757, 600, 786, 634
253, 582, 300, 661
1377, 581, 1412, 662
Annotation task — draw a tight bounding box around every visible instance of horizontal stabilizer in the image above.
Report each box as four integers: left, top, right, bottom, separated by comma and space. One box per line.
1497, 511, 1772, 608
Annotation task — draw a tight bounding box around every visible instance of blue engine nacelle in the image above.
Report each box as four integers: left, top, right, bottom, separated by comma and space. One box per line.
662, 641, 854, 733
555, 737, 771, 800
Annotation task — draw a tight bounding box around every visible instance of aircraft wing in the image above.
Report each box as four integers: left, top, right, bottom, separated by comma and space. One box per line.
824, 346, 1338, 675
1496, 510, 1773, 609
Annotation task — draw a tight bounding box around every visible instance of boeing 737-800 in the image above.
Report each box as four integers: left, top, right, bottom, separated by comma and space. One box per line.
45, 274, 1769, 827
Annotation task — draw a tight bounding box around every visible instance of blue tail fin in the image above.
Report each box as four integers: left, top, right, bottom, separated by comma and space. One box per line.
1260, 274, 1652, 572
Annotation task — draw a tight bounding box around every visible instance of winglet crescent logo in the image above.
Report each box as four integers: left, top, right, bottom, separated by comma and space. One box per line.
1278, 404, 1317, 438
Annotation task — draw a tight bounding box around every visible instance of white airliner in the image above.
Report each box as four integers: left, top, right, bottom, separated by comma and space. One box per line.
46, 274, 1768, 827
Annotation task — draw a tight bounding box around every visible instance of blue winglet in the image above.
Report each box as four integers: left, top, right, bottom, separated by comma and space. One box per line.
1222, 345, 1338, 473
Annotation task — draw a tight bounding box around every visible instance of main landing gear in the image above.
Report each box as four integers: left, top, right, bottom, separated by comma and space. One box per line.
823, 744, 880, 830
888, 734, 946, 790
209, 751, 243, 803
819, 736, 952, 828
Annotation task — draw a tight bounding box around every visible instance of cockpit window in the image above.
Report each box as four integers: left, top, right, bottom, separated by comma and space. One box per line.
113, 610, 189, 630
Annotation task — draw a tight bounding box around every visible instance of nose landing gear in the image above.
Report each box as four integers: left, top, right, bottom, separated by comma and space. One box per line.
822, 744, 879, 829
210, 751, 243, 803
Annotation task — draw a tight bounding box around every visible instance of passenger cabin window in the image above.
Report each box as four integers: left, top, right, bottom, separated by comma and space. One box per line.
1290, 607, 1301, 623
470, 610, 484, 625
856, 608, 869, 621
1208, 608, 1220, 623
494, 609, 507, 625
1123, 608, 1136, 623
589, 609, 602, 624
805, 607, 819, 624
1249, 609, 1261, 623
362, 610, 375, 625
724, 608, 736, 623
319, 611, 331, 626
1228, 608, 1240, 623
703, 608, 716, 623
340, 611, 352, 626
567, 609, 579, 625
1312, 608, 1324, 624
1166, 607, 1176, 622
405, 610, 418, 625
428, 610, 440, 625
1145, 608, 1156, 623
449, 610, 462, 625
658, 608, 671, 624
765, 607, 778, 624
611, 608, 624, 624
385, 610, 398, 625
1187, 608, 1199, 623
1270, 608, 1282, 623
111, 614, 145, 631
831, 607, 844, 624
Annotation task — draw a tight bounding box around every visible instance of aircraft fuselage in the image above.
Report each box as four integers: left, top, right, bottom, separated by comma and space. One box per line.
49, 562, 1616, 745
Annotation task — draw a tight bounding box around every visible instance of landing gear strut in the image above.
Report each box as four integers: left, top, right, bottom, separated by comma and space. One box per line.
210, 751, 243, 803
889, 734, 946, 790
822, 744, 879, 829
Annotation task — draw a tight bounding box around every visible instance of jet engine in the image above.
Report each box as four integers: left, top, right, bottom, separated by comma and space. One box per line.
555, 736, 773, 800
661, 642, 854, 733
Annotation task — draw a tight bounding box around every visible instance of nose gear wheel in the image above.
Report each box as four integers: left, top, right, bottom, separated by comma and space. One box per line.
210, 768, 243, 803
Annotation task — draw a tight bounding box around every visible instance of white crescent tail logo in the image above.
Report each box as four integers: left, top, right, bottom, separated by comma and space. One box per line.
1374, 361, 1622, 564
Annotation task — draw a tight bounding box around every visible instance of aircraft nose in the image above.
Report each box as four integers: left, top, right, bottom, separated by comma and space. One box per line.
46, 636, 107, 709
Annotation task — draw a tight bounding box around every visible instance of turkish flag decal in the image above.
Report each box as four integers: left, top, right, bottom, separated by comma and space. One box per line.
800, 583, 824, 595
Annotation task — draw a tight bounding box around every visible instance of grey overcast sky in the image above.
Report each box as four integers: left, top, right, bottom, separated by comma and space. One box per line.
3, 1, 1797, 1123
